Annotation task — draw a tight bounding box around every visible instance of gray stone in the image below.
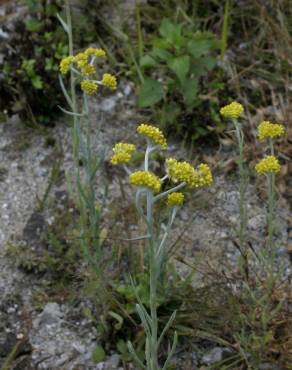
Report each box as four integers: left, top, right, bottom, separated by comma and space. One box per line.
258, 363, 282, 370
106, 354, 121, 368
201, 347, 232, 365
33, 302, 62, 326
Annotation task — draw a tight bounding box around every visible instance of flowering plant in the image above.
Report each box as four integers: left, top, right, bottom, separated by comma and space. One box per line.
57, 2, 117, 313
220, 101, 248, 278
255, 121, 285, 250
111, 123, 212, 370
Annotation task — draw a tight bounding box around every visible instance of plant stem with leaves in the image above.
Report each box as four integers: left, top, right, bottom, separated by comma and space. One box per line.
233, 118, 249, 279
127, 146, 179, 370
113, 129, 212, 369
267, 138, 275, 252
58, 1, 110, 310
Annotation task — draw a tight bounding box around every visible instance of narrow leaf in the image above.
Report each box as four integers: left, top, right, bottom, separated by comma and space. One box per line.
58, 74, 73, 109
127, 341, 147, 370
162, 331, 178, 370
56, 13, 69, 34
158, 310, 177, 347
58, 105, 84, 117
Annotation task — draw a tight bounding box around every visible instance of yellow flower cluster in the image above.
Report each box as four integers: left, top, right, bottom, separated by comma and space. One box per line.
129, 171, 161, 193
220, 102, 244, 118
59, 49, 117, 95
84, 47, 106, 58
137, 124, 167, 149
102, 73, 117, 90
59, 56, 75, 75
166, 192, 184, 207
73, 52, 96, 77
81, 80, 98, 95
197, 163, 213, 186
78, 62, 96, 76
166, 158, 212, 188
255, 155, 281, 174
60, 48, 107, 75
110, 143, 136, 165
74, 52, 87, 62
258, 121, 285, 141
166, 158, 194, 184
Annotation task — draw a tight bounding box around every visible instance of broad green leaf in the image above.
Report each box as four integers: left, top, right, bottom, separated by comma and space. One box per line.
190, 56, 217, 77
168, 55, 190, 83
203, 56, 217, 70
138, 78, 164, 108
187, 40, 213, 58
91, 345, 106, 363
31, 76, 43, 89
140, 55, 157, 68
151, 47, 172, 61
159, 18, 183, 45
180, 79, 199, 108
152, 37, 170, 49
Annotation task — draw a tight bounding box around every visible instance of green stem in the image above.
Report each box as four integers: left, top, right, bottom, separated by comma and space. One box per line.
83, 93, 100, 255
143, 143, 159, 369
153, 182, 185, 204
267, 139, 275, 253
267, 173, 275, 252
66, 0, 79, 165
233, 119, 248, 279
146, 190, 159, 370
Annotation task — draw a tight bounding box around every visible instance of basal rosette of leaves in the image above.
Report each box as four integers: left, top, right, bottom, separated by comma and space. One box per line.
138, 18, 221, 141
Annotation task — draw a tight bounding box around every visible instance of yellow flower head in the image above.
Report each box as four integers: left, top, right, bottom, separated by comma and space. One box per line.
80, 80, 98, 95
166, 158, 213, 188
137, 124, 167, 149
220, 102, 244, 118
166, 158, 195, 185
59, 56, 74, 75
258, 121, 285, 141
80, 63, 96, 76
74, 52, 87, 62
166, 192, 184, 207
110, 143, 136, 165
102, 73, 117, 90
73, 53, 96, 76
255, 155, 281, 174
197, 163, 213, 186
85, 47, 106, 58
129, 171, 161, 193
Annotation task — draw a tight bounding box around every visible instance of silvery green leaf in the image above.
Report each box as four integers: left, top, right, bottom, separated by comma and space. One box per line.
56, 13, 69, 34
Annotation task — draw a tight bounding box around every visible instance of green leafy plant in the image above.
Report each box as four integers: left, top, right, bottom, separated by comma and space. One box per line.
0, 0, 68, 124
0, 0, 99, 125
138, 18, 221, 141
